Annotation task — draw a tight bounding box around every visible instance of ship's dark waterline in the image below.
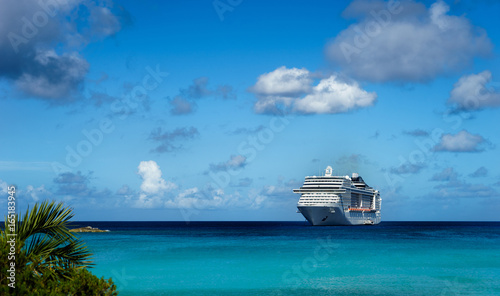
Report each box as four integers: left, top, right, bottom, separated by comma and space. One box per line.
71, 221, 500, 295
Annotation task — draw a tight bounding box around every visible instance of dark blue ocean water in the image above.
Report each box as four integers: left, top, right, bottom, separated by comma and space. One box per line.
70, 221, 500, 296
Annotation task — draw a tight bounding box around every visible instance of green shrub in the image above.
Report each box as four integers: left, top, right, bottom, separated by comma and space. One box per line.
0, 201, 118, 295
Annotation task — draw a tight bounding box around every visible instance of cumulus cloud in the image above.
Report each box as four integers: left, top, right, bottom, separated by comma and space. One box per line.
249, 179, 301, 209
430, 167, 458, 182
249, 66, 376, 115
432, 180, 499, 199
182, 77, 212, 99
249, 66, 312, 114
0, 0, 131, 103
14, 50, 89, 102
390, 162, 426, 175
250, 66, 312, 97
52, 171, 110, 198
164, 187, 227, 209
0, 180, 52, 206
53, 171, 92, 196
1, 175, 120, 208
86, 4, 130, 38
134, 161, 241, 209
149, 126, 199, 153
293, 75, 376, 114
135, 160, 177, 208
22, 161, 259, 211
24, 185, 53, 202
326, 0, 492, 82
54, 171, 90, 184
169, 96, 196, 115
168, 77, 236, 115
448, 71, 500, 111
469, 167, 488, 178
209, 155, 247, 173
137, 161, 177, 194
433, 130, 487, 152
0, 180, 8, 195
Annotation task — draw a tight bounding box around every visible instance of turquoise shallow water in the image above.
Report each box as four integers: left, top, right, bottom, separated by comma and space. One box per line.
72, 222, 500, 295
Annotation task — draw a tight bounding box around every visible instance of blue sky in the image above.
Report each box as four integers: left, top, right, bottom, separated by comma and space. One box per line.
1, 0, 499, 221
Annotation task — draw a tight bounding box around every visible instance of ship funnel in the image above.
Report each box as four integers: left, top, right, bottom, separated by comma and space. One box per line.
325, 166, 333, 176
352, 173, 359, 179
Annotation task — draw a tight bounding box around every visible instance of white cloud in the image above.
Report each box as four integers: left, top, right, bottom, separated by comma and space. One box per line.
249, 66, 312, 114
88, 6, 123, 38
135, 160, 177, 208
138, 160, 177, 194
254, 95, 295, 115
249, 66, 375, 115
293, 75, 376, 114
434, 130, 486, 152
448, 71, 500, 111
326, 0, 492, 82
134, 161, 237, 209
25, 185, 53, 202
164, 187, 227, 209
248, 179, 301, 209
0, 180, 7, 195
0, 181, 43, 206
249, 66, 311, 96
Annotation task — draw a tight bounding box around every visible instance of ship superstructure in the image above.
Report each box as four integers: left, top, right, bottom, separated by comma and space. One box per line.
293, 166, 381, 226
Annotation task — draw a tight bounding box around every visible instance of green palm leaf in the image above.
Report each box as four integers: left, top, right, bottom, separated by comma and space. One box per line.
2, 200, 93, 279
17, 201, 76, 243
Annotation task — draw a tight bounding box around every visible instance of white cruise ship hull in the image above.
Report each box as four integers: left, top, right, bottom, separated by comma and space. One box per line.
298, 205, 381, 226
294, 166, 382, 226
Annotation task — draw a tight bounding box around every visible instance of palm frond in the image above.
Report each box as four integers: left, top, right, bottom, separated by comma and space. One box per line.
18, 201, 76, 243
4, 200, 94, 280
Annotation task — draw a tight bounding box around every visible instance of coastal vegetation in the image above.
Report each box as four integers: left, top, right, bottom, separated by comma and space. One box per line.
0, 201, 117, 295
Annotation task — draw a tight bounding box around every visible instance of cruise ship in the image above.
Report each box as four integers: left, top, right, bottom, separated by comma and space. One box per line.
293, 166, 381, 226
